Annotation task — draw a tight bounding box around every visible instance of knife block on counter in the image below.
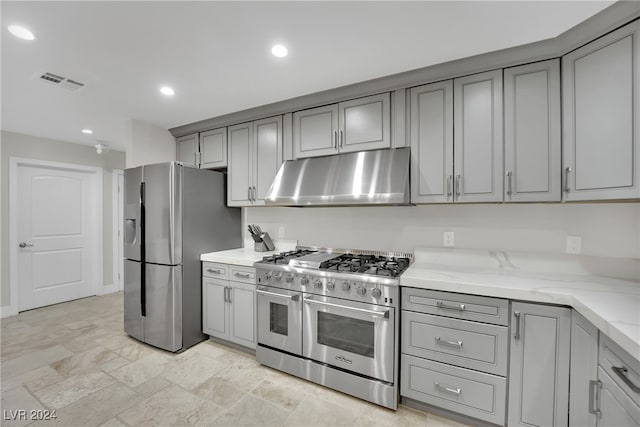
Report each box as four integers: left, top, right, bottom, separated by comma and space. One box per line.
254, 232, 276, 252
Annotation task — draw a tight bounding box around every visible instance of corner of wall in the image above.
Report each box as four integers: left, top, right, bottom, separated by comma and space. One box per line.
125, 119, 176, 168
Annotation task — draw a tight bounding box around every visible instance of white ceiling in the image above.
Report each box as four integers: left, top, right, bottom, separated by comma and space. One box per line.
2, 1, 613, 152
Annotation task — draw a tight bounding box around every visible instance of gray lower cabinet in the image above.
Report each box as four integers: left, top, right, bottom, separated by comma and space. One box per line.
562, 19, 640, 201
202, 263, 256, 349
504, 59, 561, 202
569, 311, 599, 427
508, 302, 571, 427
293, 92, 390, 159
228, 116, 283, 207
176, 133, 199, 166
453, 70, 503, 203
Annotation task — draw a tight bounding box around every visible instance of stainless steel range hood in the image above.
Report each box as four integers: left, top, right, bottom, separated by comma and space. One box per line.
264, 147, 410, 207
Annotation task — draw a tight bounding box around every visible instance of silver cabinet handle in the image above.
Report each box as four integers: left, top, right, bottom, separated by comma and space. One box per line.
227, 286, 232, 303
194, 152, 197, 166
506, 170, 513, 196
206, 268, 222, 274
612, 366, 640, 393
305, 296, 390, 319
514, 311, 521, 340
223, 286, 229, 303
248, 187, 251, 202
436, 301, 465, 311
234, 272, 251, 278
435, 337, 463, 348
564, 167, 572, 192
588, 380, 602, 416
18, 242, 35, 248
253, 186, 257, 202
339, 130, 344, 148
446, 175, 453, 198
333, 130, 338, 149
455, 174, 462, 197
256, 289, 300, 301
434, 382, 461, 396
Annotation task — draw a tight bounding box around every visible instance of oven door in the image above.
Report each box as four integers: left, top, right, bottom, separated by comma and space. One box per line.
256, 286, 302, 355
303, 294, 395, 383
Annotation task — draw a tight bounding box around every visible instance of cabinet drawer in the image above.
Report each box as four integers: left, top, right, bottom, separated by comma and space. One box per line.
402, 288, 508, 325
401, 354, 506, 425
599, 334, 640, 406
229, 266, 256, 284
401, 311, 508, 376
202, 262, 229, 279
598, 366, 640, 426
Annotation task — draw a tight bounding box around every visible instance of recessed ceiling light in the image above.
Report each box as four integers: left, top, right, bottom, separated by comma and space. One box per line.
8, 25, 35, 41
271, 44, 288, 58
81, 129, 93, 135
160, 86, 175, 96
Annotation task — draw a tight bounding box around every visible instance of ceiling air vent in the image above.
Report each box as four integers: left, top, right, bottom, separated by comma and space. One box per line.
39, 72, 85, 91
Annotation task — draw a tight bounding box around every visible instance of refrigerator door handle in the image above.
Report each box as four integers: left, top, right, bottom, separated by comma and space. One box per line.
169, 165, 175, 263
140, 181, 146, 317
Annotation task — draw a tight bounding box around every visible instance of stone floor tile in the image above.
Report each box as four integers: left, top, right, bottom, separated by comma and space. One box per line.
354, 404, 429, 427
32, 370, 116, 409
51, 346, 119, 377
212, 395, 290, 427
193, 378, 246, 409
98, 418, 129, 427
162, 353, 228, 390
1, 345, 73, 380
118, 385, 203, 427
134, 376, 172, 397
1, 365, 62, 392
250, 378, 307, 411
0, 386, 45, 427
109, 352, 171, 388
282, 395, 359, 427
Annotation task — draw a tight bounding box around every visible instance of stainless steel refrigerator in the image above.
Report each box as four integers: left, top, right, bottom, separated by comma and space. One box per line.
123, 162, 241, 352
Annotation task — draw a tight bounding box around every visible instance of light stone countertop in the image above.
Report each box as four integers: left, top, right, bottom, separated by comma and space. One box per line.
402, 248, 640, 361
200, 239, 298, 267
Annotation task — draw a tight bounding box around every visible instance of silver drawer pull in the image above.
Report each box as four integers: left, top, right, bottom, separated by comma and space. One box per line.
305, 297, 389, 319
256, 289, 300, 301
612, 366, 640, 393
435, 337, 463, 348
234, 272, 252, 278
588, 380, 602, 416
434, 382, 461, 396
206, 268, 222, 274
436, 301, 465, 311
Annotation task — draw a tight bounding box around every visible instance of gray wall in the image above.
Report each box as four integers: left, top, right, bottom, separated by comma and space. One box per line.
1, 130, 126, 307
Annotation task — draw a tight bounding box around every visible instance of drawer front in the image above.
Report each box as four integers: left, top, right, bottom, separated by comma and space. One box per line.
401, 311, 508, 376
402, 288, 508, 325
599, 334, 640, 406
401, 354, 506, 425
598, 367, 640, 426
229, 266, 256, 284
202, 262, 229, 280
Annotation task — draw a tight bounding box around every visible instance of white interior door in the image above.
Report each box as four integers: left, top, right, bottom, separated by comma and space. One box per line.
16, 162, 100, 311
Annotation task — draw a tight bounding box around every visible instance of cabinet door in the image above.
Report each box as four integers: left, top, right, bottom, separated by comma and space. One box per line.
200, 128, 227, 169
508, 302, 571, 427
598, 367, 640, 426
227, 122, 253, 206
453, 70, 503, 202
338, 92, 391, 154
228, 281, 256, 349
176, 134, 199, 166
253, 116, 283, 205
562, 20, 640, 201
410, 81, 454, 203
293, 104, 339, 159
504, 59, 561, 202
569, 311, 599, 427
203, 278, 228, 338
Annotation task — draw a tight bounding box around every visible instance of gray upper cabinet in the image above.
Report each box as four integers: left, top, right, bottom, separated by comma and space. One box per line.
454, 70, 504, 203
504, 59, 561, 202
199, 128, 227, 169
410, 80, 454, 203
176, 133, 199, 166
293, 93, 391, 159
562, 20, 640, 201
228, 116, 283, 207
569, 311, 599, 427
508, 302, 571, 427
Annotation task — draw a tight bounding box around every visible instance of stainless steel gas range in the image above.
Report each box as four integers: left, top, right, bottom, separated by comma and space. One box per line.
254, 247, 412, 410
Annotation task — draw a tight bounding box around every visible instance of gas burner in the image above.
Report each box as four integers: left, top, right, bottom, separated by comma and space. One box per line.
261, 249, 317, 265
319, 253, 410, 278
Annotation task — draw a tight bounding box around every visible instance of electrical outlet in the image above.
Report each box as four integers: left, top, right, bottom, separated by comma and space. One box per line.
566, 235, 582, 255
443, 232, 455, 248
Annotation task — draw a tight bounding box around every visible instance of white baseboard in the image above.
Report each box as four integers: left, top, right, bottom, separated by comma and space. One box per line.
100, 283, 119, 295
0, 305, 18, 319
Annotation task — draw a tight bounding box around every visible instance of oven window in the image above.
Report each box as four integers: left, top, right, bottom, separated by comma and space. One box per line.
269, 302, 288, 336
317, 311, 374, 358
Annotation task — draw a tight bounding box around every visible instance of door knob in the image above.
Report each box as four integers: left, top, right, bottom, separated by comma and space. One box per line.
19, 242, 34, 248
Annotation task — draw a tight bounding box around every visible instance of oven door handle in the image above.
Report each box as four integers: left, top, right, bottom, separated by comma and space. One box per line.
256, 289, 300, 302
304, 297, 390, 319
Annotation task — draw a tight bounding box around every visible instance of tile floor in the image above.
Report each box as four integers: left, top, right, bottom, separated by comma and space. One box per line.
1, 292, 469, 427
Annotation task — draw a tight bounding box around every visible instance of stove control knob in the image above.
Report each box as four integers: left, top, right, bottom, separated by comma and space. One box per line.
326, 280, 335, 291
314, 279, 323, 289
285, 274, 294, 283
274, 272, 282, 281
342, 281, 351, 292
265, 272, 273, 280
371, 288, 382, 298
356, 286, 367, 296
300, 276, 309, 286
